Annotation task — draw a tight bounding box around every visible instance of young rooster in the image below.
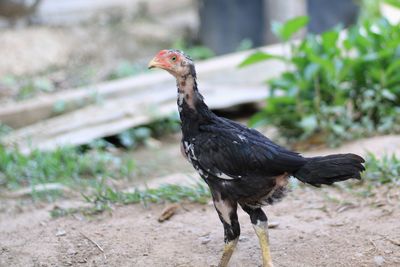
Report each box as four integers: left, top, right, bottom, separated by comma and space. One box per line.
148, 50, 365, 267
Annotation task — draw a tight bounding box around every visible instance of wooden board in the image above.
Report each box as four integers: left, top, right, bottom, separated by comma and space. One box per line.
0, 43, 286, 128
2, 84, 268, 153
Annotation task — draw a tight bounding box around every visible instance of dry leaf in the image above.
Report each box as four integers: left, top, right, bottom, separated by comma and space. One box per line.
158, 204, 179, 222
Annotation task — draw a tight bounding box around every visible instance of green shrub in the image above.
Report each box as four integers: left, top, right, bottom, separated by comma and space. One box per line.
241, 16, 400, 146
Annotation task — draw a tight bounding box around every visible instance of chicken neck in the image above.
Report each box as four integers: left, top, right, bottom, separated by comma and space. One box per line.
175, 72, 215, 133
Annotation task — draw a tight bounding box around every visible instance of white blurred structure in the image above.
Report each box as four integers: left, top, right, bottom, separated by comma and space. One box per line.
381, 2, 400, 24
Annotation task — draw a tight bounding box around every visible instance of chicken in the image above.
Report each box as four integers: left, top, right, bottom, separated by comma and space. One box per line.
148, 49, 365, 267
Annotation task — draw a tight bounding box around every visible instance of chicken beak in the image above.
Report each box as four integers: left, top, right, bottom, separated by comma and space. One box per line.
148, 57, 162, 69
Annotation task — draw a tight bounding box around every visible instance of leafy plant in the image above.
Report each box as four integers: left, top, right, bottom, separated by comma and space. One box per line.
241, 16, 400, 145
117, 113, 180, 149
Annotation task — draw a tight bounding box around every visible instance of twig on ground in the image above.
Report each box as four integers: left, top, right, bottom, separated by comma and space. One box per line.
80, 232, 107, 259
384, 236, 400, 247
369, 238, 378, 253
376, 234, 400, 247
385, 189, 393, 206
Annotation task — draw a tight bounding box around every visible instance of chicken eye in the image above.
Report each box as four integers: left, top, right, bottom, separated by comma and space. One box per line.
171, 56, 177, 61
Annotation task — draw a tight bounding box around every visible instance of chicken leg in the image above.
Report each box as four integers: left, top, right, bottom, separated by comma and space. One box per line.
219, 238, 238, 267
242, 205, 273, 267
213, 197, 240, 267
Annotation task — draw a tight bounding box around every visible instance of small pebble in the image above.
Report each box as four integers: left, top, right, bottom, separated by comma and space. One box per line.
268, 221, 280, 229
239, 236, 249, 242
200, 236, 211, 245
67, 248, 77, 255
56, 229, 66, 237
374, 255, 385, 266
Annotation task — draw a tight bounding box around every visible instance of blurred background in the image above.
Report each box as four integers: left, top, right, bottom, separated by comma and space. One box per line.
0, 0, 361, 81
0, 1, 400, 266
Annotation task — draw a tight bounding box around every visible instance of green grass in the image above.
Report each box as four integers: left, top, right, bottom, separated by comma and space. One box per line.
51, 182, 211, 218
362, 153, 400, 185
0, 145, 135, 191
0, 113, 180, 201
87, 182, 210, 205
2, 137, 398, 218
334, 153, 400, 198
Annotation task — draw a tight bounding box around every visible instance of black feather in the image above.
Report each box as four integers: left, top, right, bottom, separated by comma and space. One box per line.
194, 117, 307, 180
294, 153, 365, 187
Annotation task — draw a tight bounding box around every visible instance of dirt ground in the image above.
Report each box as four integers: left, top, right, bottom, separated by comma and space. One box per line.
1, 135, 400, 267
0, 186, 399, 267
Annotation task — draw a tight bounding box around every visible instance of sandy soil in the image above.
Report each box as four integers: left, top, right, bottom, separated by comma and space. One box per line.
0, 187, 399, 267
1, 135, 400, 267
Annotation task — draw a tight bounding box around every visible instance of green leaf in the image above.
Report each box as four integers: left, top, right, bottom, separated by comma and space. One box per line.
238, 51, 285, 67
304, 63, 320, 81
309, 54, 335, 78
248, 111, 270, 127
321, 30, 339, 51
272, 16, 309, 41
386, 59, 400, 76
383, 0, 400, 9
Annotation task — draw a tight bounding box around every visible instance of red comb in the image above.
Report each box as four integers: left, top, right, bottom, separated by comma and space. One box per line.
157, 50, 169, 56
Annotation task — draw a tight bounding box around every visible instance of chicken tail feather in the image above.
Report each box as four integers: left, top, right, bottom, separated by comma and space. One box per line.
294, 153, 365, 187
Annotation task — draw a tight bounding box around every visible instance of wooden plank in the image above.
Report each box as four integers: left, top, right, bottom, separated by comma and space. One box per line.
2, 84, 269, 153
0, 72, 170, 128
0, 42, 286, 129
